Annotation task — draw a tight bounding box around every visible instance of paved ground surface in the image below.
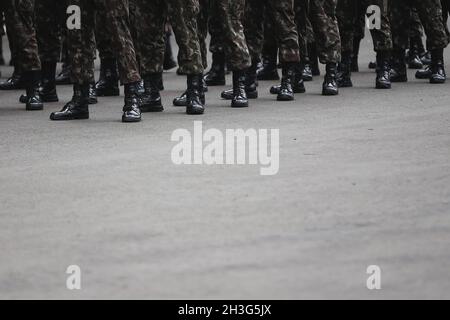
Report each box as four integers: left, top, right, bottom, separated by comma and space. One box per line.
1, 36, 450, 300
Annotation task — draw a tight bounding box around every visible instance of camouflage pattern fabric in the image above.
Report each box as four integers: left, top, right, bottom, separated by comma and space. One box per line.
1, 0, 41, 71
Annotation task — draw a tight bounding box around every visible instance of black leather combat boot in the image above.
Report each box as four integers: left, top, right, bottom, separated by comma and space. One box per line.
415, 66, 432, 79
204, 52, 226, 86
337, 52, 353, 88
173, 77, 207, 107
95, 58, 120, 96
186, 74, 205, 115
122, 82, 142, 122
50, 84, 89, 120
257, 46, 280, 81
375, 52, 392, 89
322, 63, 339, 96
270, 63, 305, 95
20, 61, 59, 103
407, 48, 424, 69
55, 62, 72, 85
390, 49, 408, 82
141, 73, 164, 112
221, 63, 258, 100
230, 70, 249, 108
277, 64, 295, 101
23, 70, 44, 111
89, 83, 98, 104
0, 68, 25, 90
430, 48, 446, 84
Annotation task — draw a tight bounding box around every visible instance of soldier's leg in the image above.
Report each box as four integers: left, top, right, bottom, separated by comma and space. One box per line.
173, 0, 210, 107
257, 12, 280, 81
407, 9, 426, 69
366, 0, 393, 88
414, 0, 449, 83
34, 0, 63, 103
310, 0, 341, 64
1, 0, 43, 110
270, 0, 307, 95
303, 7, 316, 79
103, 0, 143, 121
267, 0, 302, 100
336, 0, 356, 87
94, 2, 120, 97
0, 4, 23, 87
296, 0, 309, 66
216, 0, 252, 108
134, 0, 166, 112
198, 0, 209, 70
352, 2, 366, 71
0, 14, 5, 66
50, 0, 95, 121
167, 0, 205, 114
309, 0, 341, 95
205, 0, 226, 86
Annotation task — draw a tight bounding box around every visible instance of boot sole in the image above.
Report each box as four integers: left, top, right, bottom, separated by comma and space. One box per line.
430, 78, 446, 84
277, 95, 295, 102
26, 104, 44, 111
231, 101, 249, 108
122, 117, 141, 123
186, 108, 205, 115
222, 91, 258, 100
376, 83, 391, 89
415, 74, 431, 80
50, 114, 89, 120
322, 90, 339, 96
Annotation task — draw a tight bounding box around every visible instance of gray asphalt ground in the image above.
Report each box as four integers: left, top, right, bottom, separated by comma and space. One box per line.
1, 34, 450, 300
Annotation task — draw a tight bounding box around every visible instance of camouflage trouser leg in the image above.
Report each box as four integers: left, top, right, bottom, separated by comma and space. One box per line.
338, 0, 392, 54
67, 0, 140, 84
134, 0, 165, 75
209, 0, 225, 55
442, 0, 450, 38
129, 0, 140, 65
415, 0, 449, 50
295, 0, 310, 61
246, 0, 300, 64
137, 0, 204, 75
336, 0, 355, 53
243, 0, 263, 62
35, 0, 64, 63
137, 0, 203, 75
409, 9, 424, 41
216, 0, 251, 71
365, 0, 392, 52
261, 8, 278, 61
392, 0, 449, 50
3, 0, 41, 71
99, 0, 141, 83
309, 0, 341, 63
65, 0, 96, 84
198, 0, 209, 68
95, 7, 115, 60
